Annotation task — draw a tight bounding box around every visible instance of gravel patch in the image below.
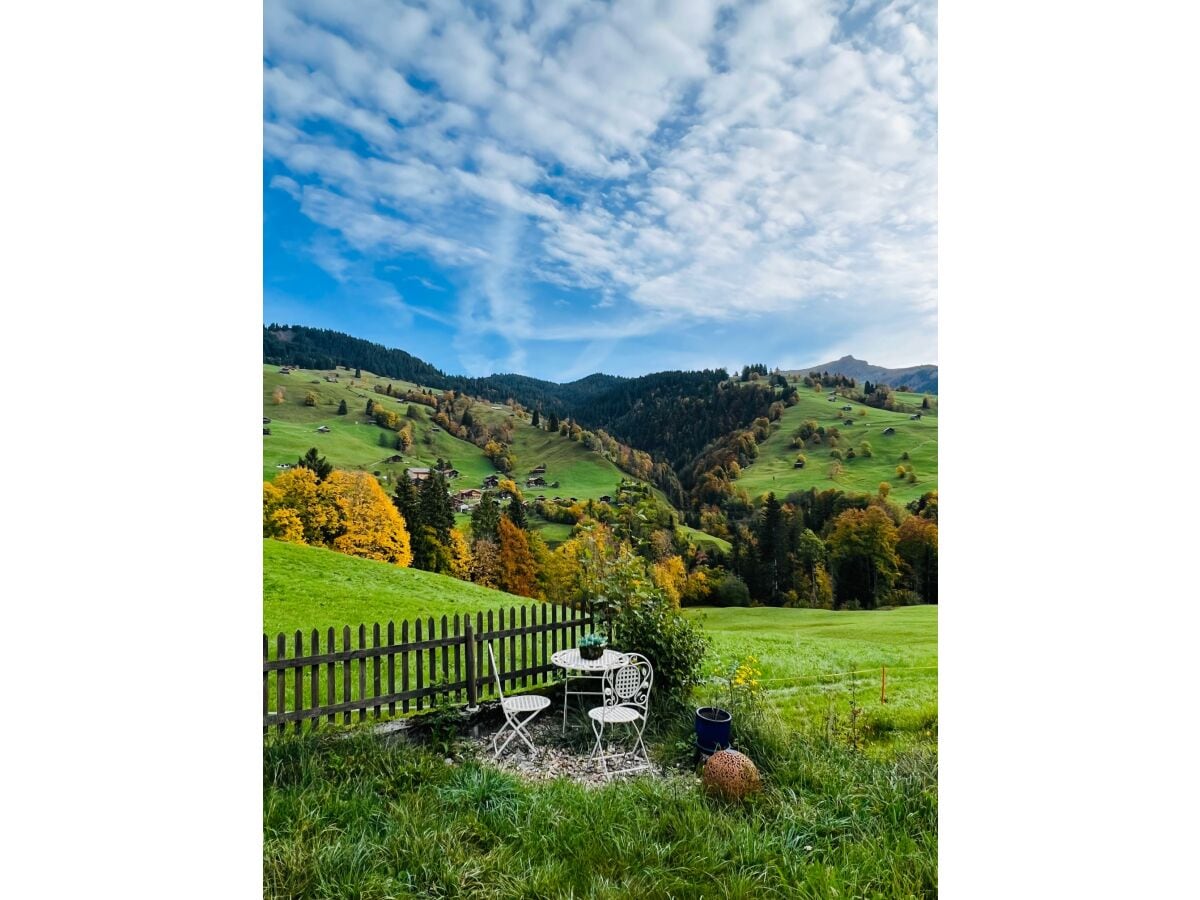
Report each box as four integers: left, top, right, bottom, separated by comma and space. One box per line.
462, 714, 671, 787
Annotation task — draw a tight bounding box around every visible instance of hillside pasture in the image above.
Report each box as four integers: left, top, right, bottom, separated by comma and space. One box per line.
263, 365, 496, 486
264, 539, 520, 638
735, 385, 938, 504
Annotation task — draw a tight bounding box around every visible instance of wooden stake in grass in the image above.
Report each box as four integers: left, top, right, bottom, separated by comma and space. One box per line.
881, 666, 887, 704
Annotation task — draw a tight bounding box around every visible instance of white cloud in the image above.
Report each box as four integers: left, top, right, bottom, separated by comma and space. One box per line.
264, 0, 937, 365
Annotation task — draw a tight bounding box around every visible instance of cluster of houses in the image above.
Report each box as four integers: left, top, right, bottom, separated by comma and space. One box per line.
404, 464, 461, 482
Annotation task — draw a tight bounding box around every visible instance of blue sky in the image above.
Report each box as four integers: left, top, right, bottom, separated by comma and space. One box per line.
264, 0, 937, 381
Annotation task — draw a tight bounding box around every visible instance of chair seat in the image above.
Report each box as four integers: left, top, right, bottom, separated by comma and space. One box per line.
588, 705, 642, 724
502, 695, 551, 713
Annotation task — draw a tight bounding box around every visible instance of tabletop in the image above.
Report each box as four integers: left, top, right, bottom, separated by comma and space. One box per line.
550, 648, 629, 672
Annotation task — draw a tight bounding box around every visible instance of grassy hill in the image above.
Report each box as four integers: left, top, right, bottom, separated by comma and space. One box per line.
734, 384, 938, 505
263, 364, 727, 549
264, 539, 524, 638
263, 364, 498, 486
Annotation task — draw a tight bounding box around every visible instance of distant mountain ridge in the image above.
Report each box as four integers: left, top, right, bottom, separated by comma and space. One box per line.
787, 355, 938, 394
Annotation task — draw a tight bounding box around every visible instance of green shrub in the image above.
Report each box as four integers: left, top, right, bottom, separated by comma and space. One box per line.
613, 596, 709, 711
714, 573, 751, 607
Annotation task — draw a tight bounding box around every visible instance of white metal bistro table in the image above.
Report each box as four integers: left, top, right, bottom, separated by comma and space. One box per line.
550, 648, 630, 734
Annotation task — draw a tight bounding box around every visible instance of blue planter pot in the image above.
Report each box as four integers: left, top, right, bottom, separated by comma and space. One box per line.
695, 706, 733, 754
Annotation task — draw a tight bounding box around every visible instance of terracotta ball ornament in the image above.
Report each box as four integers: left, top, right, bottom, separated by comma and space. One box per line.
702, 749, 762, 801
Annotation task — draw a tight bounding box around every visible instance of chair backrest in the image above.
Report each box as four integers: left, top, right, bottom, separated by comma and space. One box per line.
486, 643, 505, 702
603, 653, 653, 713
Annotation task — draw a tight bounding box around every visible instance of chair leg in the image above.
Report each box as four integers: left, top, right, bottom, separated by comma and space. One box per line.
494, 717, 519, 758
513, 711, 539, 753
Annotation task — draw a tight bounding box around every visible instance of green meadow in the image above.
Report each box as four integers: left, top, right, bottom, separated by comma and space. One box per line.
735, 384, 938, 505
685, 605, 937, 750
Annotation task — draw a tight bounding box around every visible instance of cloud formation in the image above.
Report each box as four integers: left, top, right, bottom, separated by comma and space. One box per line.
264, 0, 937, 374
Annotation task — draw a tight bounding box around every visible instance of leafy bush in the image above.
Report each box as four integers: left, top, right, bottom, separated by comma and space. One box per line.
613, 595, 709, 711
714, 573, 750, 607
887, 589, 923, 607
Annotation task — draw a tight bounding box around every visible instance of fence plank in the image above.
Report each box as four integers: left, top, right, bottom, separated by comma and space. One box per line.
551, 602, 558, 663
387, 621, 396, 718
477, 612, 485, 698
401, 620, 410, 714
310, 629, 320, 730
441, 615, 450, 704
464, 618, 476, 708
293, 631, 303, 734
521, 605, 529, 689
358, 624, 367, 722
496, 608, 504, 699
263, 635, 268, 733
276, 634, 286, 734
415, 618, 424, 711
509, 606, 517, 692
453, 615, 461, 703
428, 616, 437, 708
372, 623, 382, 719
326, 627, 335, 725
541, 603, 548, 684
342, 626, 351, 725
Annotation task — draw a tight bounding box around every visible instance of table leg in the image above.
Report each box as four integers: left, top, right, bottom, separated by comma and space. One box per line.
561, 671, 570, 735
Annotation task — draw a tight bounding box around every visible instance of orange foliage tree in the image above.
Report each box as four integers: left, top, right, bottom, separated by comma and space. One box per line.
497, 516, 538, 598
325, 471, 413, 566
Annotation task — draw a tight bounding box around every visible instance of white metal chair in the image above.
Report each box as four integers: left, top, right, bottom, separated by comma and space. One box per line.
487, 643, 550, 758
588, 653, 653, 779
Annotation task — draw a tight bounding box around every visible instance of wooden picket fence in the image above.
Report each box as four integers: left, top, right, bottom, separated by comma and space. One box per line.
263, 602, 595, 732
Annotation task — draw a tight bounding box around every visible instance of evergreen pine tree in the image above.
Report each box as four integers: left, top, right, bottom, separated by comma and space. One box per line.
922, 396, 931, 409
532, 409, 540, 428
297, 447, 333, 481
757, 493, 785, 602
419, 472, 455, 543
355, 367, 361, 378
505, 495, 529, 530
548, 412, 559, 432
337, 399, 348, 415
470, 493, 501, 543
366, 398, 375, 416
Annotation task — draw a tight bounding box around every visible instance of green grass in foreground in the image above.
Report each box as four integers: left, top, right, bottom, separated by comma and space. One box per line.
264, 727, 937, 899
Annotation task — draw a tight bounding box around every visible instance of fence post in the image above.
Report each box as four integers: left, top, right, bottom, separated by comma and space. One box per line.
881, 666, 887, 704
464, 618, 478, 711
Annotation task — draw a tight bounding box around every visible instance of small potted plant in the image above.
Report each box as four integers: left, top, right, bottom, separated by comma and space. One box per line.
696, 657, 762, 755
578, 632, 608, 661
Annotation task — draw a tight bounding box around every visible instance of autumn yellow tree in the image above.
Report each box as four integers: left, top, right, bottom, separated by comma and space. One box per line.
651, 556, 687, 608
497, 516, 538, 598
469, 538, 501, 588
262, 466, 340, 545
324, 471, 412, 566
